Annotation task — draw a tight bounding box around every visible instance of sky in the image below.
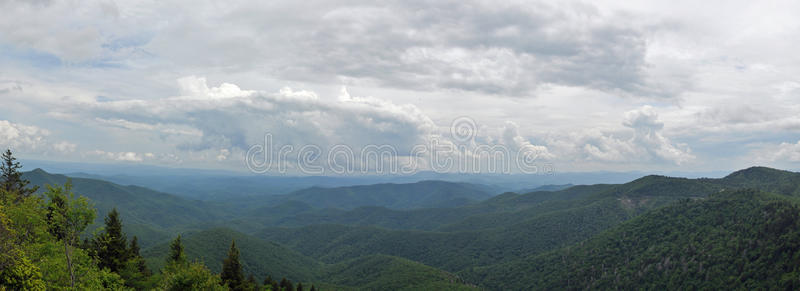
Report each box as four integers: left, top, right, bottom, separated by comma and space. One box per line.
1, 0, 799, 175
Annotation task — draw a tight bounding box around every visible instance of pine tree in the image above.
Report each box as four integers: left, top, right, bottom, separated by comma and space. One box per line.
245, 274, 258, 290
310, 285, 317, 291
221, 240, 245, 290
167, 235, 186, 266
129, 236, 149, 275
1, 149, 38, 200
296, 282, 304, 291
279, 277, 294, 291
265, 275, 279, 291
93, 208, 129, 273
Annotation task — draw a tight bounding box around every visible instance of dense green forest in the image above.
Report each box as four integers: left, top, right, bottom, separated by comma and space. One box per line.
5, 145, 800, 290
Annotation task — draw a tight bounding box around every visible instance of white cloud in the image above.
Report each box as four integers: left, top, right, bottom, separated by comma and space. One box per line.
3, 1, 800, 172
87, 150, 146, 162
554, 106, 694, 165
0, 120, 49, 151
500, 121, 554, 160
751, 141, 800, 163
52, 141, 77, 153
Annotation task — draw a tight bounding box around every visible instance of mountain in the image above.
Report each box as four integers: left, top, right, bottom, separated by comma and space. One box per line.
467, 189, 800, 290
142, 228, 322, 282
320, 254, 476, 291
278, 180, 495, 210
515, 184, 574, 193
716, 166, 800, 196
22, 168, 228, 247
252, 169, 796, 285
142, 228, 476, 290
23, 165, 800, 289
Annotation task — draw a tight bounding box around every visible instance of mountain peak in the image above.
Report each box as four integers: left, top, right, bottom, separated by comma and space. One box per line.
30, 168, 49, 174
724, 166, 795, 180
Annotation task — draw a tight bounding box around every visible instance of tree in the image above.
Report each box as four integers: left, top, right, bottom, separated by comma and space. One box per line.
92, 208, 129, 273
245, 274, 258, 290
296, 282, 304, 291
0, 149, 38, 200
129, 236, 149, 275
44, 181, 96, 288
264, 275, 279, 291
167, 235, 186, 266
0, 203, 46, 290
157, 261, 227, 291
309, 284, 317, 291
221, 240, 245, 290
279, 277, 294, 291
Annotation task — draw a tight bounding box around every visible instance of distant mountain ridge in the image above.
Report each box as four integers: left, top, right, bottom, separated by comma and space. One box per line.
22, 165, 800, 290
279, 180, 495, 210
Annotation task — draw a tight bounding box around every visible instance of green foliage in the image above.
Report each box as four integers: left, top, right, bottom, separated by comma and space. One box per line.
24, 169, 227, 248
43, 181, 97, 287
144, 228, 323, 282
89, 209, 154, 289
0, 254, 46, 291
93, 208, 129, 273
167, 235, 187, 266
220, 240, 245, 290
0, 184, 126, 290
281, 180, 493, 210
1, 149, 38, 199
321, 254, 476, 291
467, 190, 800, 290
0, 203, 45, 290
157, 260, 228, 291
14, 160, 800, 290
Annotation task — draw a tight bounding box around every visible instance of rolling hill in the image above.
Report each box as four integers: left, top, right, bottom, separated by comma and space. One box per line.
141, 228, 476, 290
141, 228, 323, 282
278, 180, 495, 210
466, 189, 800, 289
23, 169, 228, 247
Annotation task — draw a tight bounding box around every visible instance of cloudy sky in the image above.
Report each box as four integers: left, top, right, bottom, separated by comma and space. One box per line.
1, 0, 799, 174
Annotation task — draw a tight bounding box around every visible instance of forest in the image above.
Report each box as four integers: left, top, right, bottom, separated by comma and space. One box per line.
4, 147, 800, 290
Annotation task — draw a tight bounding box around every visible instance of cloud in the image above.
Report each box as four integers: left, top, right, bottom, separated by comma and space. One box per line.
71, 77, 438, 158
0, 120, 76, 154
87, 150, 147, 162
0, 0, 675, 97
0, 120, 49, 151
565, 106, 693, 165
500, 121, 554, 160
751, 141, 800, 163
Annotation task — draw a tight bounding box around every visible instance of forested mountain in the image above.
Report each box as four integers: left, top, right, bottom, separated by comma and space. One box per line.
142, 228, 323, 282
9, 160, 800, 290
277, 180, 494, 210
23, 169, 229, 247
467, 189, 800, 290
141, 228, 476, 290
21, 169, 495, 247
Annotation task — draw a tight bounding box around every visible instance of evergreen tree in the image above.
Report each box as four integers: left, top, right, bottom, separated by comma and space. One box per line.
93, 208, 129, 273
264, 275, 279, 291
129, 236, 149, 275
279, 277, 293, 291
310, 285, 317, 291
221, 240, 245, 290
245, 274, 258, 290
0, 149, 38, 199
296, 282, 304, 291
167, 235, 186, 266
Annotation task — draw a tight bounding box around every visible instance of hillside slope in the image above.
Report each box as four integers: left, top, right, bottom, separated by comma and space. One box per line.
467, 189, 800, 290
281, 180, 494, 210
23, 169, 227, 247
142, 228, 323, 282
